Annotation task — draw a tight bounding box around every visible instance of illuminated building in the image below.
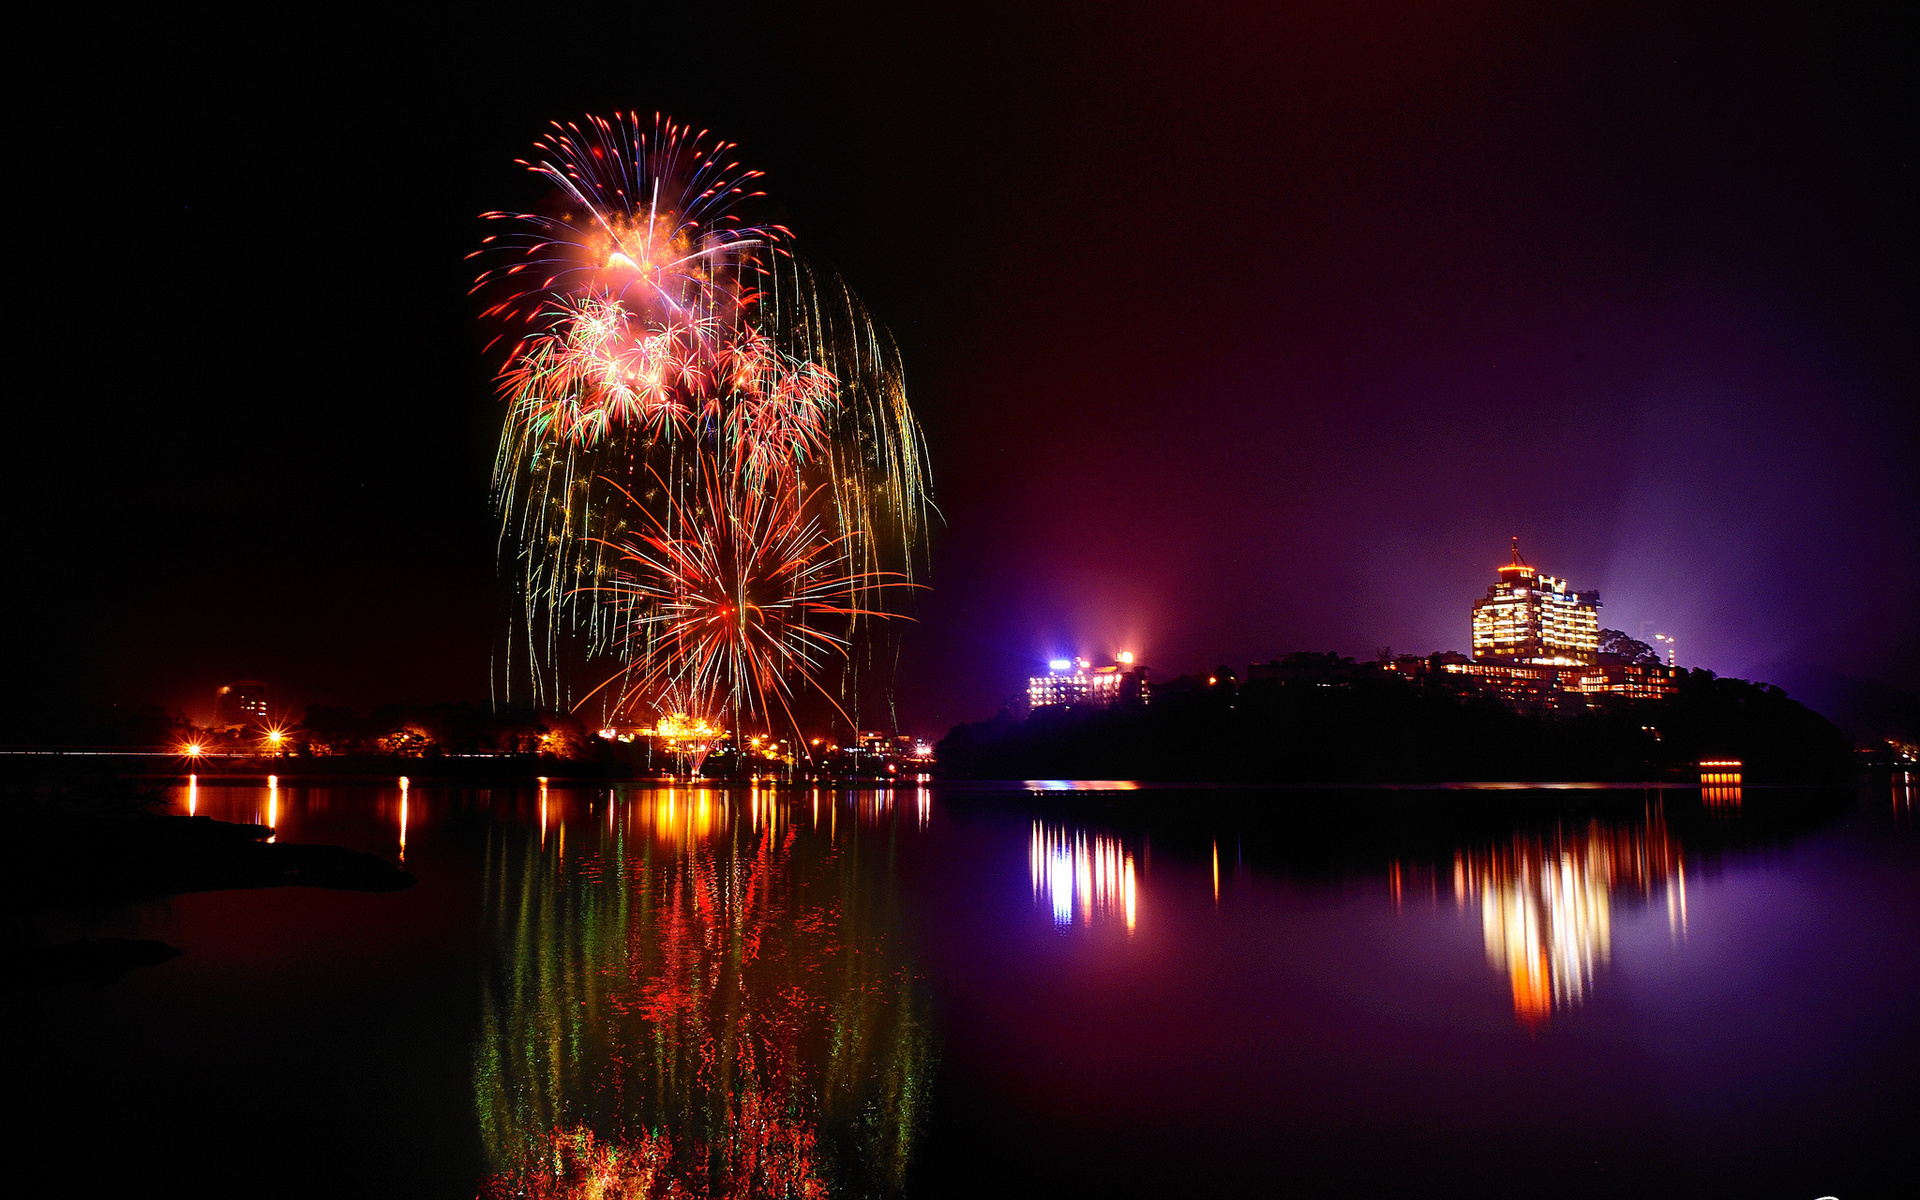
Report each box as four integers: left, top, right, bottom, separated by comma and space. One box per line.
1436, 657, 1679, 707
1026, 653, 1150, 712
858, 733, 933, 771
1439, 659, 1562, 705
216, 680, 270, 728
1379, 654, 1431, 684
843, 731, 892, 773
1567, 661, 1680, 700
1470, 539, 1601, 665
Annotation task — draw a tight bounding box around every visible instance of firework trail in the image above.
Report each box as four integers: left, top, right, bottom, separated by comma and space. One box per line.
475, 113, 930, 733
578, 456, 915, 733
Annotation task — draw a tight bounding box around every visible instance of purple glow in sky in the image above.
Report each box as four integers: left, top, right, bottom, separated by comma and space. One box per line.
9, 1, 1913, 733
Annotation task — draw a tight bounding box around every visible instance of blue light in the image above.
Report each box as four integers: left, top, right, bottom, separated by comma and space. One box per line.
1048, 658, 1072, 671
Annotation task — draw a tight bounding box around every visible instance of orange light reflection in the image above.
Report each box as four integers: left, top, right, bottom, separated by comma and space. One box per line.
1427, 814, 1685, 1026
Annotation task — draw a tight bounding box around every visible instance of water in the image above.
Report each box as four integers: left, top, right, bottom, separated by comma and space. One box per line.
10, 775, 1918, 1198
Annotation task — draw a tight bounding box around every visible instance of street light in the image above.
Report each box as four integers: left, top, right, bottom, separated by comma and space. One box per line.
1654, 633, 1676, 667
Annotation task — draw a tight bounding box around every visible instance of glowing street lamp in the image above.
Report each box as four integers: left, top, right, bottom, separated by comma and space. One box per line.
1653, 633, 1676, 667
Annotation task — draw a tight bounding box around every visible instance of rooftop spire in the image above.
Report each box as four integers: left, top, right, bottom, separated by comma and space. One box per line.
1498, 536, 1534, 576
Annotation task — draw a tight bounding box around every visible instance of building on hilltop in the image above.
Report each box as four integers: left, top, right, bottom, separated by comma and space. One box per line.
1436, 657, 1680, 706
1471, 539, 1602, 666
216, 680, 270, 728
1565, 661, 1681, 701
1027, 654, 1150, 713
1438, 659, 1569, 706
1382, 643, 1679, 710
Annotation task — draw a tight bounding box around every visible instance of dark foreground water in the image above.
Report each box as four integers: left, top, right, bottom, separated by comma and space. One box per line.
10, 774, 1918, 1198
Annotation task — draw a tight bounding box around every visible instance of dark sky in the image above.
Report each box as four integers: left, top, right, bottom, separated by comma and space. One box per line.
12, 1, 1915, 734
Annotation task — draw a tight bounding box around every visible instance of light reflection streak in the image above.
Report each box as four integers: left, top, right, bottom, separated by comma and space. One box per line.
265, 775, 278, 842
187, 774, 196, 816
476, 784, 931, 1199
1701, 766, 1743, 807
1030, 823, 1138, 933
1427, 813, 1684, 1026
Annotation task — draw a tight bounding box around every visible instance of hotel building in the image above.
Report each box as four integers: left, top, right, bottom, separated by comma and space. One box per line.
216, 680, 271, 728
1027, 655, 1150, 712
1471, 540, 1601, 666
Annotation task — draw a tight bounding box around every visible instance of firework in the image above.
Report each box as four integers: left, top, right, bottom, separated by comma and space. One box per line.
582, 456, 913, 732
476, 114, 930, 730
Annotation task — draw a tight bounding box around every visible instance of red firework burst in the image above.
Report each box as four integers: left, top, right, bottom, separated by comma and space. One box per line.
582, 455, 913, 732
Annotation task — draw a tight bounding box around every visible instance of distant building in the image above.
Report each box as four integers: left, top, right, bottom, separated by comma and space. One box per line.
1027, 654, 1150, 712
1438, 659, 1566, 706
1566, 661, 1680, 701
1379, 654, 1432, 685
1434, 656, 1679, 706
849, 732, 934, 774
216, 680, 270, 728
1471, 539, 1601, 666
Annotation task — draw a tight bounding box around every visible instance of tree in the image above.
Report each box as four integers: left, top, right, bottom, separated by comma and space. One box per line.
1599, 629, 1661, 665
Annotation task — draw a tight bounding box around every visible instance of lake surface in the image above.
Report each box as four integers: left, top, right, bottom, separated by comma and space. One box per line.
11, 774, 1918, 1198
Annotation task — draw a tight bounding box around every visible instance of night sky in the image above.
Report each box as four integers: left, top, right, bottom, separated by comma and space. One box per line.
12, 2, 1914, 734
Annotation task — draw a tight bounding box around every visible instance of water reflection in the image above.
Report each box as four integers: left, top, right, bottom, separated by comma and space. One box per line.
476, 786, 932, 1199
1700, 762, 1743, 808
1029, 823, 1138, 932
1404, 811, 1685, 1026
